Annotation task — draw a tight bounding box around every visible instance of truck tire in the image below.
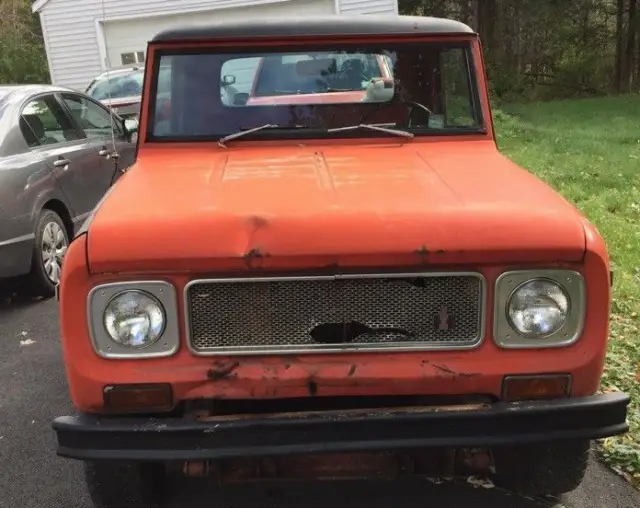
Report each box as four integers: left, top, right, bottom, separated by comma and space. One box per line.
492, 439, 590, 496
84, 461, 166, 508
25, 209, 69, 298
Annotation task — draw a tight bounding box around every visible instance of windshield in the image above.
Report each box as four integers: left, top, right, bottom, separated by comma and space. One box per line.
87, 69, 144, 101
149, 42, 482, 140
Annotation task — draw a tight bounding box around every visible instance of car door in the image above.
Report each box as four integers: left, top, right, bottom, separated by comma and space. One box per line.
19, 94, 106, 219
59, 93, 136, 183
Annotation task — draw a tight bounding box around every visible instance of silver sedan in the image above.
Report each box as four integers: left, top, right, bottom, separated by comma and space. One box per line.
0, 84, 138, 296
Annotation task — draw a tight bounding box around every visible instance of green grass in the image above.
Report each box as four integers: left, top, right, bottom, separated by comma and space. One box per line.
494, 94, 640, 484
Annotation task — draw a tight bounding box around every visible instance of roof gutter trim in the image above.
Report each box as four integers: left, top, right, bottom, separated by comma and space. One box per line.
151, 16, 476, 43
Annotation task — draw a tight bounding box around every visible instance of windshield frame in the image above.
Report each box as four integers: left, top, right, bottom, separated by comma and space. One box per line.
145, 39, 485, 143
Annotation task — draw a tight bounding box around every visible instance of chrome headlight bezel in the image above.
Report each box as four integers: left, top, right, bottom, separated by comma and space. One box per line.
88, 281, 180, 359
493, 270, 586, 349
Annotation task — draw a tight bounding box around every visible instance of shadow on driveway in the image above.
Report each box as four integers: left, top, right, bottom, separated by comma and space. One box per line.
0, 277, 51, 312
165, 476, 558, 508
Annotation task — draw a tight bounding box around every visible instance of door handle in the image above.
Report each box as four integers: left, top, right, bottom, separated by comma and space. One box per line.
98, 149, 110, 156
53, 159, 70, 168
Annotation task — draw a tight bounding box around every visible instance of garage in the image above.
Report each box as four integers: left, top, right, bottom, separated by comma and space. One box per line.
33, 0, 398, 92
101, 0, 336, 69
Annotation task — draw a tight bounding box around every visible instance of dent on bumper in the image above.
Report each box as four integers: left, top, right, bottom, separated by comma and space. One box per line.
53, 392, 629, 462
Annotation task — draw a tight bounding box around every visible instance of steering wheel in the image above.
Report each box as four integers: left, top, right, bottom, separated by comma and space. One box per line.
360, 99, 434, 128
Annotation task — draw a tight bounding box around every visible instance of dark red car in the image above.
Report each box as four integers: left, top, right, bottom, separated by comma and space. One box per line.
85, 65, 168, 120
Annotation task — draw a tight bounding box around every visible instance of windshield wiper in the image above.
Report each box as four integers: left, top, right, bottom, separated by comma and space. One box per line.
218, 124, 278, 147
327, 123, 413, 139
218, 122, 411, 147
218, 124, 309, 147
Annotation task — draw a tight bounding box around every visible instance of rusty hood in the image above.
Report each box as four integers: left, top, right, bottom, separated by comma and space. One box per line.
86, 140, 587, 274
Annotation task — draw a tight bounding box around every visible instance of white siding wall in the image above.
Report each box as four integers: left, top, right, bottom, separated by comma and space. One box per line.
101, 0, 334, 70
38, 0, 334, 90
38, 0, 398, 90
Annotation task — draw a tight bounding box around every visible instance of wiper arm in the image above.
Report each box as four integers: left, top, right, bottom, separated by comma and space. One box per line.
218, 123, 410, 147
327, 123, 413, 139
219, 124, 314, 147
218, 124, 279, 147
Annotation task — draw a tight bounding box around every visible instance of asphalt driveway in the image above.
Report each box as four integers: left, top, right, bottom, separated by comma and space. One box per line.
0, 279, 638, 508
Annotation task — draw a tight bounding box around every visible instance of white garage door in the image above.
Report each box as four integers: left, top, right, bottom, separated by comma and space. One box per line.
102, 0, 335, 69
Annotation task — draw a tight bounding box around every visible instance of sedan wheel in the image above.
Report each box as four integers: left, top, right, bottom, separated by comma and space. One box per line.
41, 221, 68, 284
26, 209, 70, 297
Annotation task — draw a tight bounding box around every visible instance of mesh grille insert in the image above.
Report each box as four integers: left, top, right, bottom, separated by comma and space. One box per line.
186, 274, 484, 354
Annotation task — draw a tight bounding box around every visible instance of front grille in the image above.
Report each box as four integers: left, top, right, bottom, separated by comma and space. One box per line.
185, 273, 484, 355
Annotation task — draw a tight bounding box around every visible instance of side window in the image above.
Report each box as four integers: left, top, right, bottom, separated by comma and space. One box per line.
62, 94, 123, 138
157, 66, 172, 95
440, 48, 476, 127
20, 96, 80, 148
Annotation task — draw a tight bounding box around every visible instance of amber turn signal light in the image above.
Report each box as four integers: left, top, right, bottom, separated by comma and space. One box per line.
103, 383, 173, 413
502, 374, 571, 402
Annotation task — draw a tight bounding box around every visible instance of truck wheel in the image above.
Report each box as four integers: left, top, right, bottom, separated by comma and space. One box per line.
84, 461, 166, 508
25, 209, 69, 298
492, 439, 590, 496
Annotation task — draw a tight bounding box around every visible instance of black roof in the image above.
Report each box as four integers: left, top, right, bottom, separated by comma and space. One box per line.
151, 15, 475, 43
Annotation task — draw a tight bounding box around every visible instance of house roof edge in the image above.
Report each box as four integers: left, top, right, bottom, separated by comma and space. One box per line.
32, 0, 51, 13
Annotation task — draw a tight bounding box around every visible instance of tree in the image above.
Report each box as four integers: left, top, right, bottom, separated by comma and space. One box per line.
615, 0, 625, 91
0, 0, 50, 84
624, 0, 637, 91
399, 0, 640, 99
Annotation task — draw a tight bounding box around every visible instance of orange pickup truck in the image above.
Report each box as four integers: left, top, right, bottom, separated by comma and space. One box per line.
52, 15, 629, 508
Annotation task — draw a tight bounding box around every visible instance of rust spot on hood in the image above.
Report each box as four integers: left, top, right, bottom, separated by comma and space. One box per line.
241, 215, 271, 268
414, 245, 429, 257
414, 245, 431, 264
243, 248, 269, 268
246, 215, 269, 232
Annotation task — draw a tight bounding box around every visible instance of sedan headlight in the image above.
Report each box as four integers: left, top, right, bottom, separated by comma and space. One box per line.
507, 279, 569, 338
494, 270, 586, 349
104, 291, 165, 348
88, 281, 179, 359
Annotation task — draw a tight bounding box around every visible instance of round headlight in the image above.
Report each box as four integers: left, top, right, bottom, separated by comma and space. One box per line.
103, 290, 165, 348
507, 279, 569, 338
